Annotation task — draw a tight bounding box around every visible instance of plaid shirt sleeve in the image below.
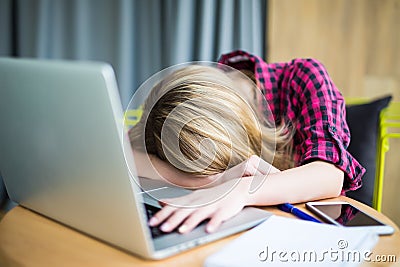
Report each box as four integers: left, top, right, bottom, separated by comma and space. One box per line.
218, 50, 365, 192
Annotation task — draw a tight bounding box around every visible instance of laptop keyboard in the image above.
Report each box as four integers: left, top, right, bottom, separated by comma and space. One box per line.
144, 203, 171, 238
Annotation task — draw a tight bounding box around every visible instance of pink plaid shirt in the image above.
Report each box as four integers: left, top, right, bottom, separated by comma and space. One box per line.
218, 50, 365, 192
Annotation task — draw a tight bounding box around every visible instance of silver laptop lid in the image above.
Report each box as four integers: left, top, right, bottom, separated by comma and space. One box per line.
0, 58, 154, 257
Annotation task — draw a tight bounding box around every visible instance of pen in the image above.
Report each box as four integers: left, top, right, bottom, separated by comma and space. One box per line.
277, 203, 322, 223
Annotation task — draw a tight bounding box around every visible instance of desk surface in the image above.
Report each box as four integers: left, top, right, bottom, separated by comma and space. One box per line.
0, 196, 399, 267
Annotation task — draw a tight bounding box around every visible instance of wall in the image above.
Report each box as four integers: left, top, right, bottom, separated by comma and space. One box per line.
267, 0, 400, 225
267, 0, 400, 100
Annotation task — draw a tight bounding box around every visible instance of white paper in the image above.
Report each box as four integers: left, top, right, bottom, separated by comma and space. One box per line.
204, 215, 378, 267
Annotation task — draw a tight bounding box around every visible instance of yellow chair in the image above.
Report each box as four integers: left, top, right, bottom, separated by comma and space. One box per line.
374, 101, 400, 211
346, 98, 400, 211
124, 108, 143, 128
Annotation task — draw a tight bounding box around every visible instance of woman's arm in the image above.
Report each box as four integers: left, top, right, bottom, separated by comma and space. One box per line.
245, 161, 344, 205
148, 160, 344, 234
134, 151, 281, 189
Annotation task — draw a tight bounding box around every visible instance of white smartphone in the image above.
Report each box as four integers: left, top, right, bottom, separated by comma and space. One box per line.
305, 201, 394, 235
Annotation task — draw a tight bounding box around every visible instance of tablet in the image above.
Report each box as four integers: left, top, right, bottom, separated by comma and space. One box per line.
306, 201, 394, 235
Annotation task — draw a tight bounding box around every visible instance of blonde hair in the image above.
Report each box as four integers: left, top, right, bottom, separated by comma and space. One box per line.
129, 65, 293, 176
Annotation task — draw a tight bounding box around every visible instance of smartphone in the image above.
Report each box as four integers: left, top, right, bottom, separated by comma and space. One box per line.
306, 201, 394, 235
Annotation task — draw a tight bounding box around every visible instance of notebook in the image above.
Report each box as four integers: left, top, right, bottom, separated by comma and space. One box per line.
205, 215, 378, 267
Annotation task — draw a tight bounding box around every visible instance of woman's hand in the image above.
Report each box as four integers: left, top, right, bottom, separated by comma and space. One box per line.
148, 177, 252, 234
206, 155, 280, 187
147, 155, 280, 234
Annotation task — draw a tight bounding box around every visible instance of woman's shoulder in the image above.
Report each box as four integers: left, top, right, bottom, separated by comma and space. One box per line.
282, 58, 327, 70
260, 58, 327, 77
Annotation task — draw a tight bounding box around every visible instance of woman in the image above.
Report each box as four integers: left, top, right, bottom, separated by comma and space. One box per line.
129, 50, 365, 234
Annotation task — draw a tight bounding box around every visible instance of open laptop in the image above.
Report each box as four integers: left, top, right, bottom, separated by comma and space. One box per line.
0, 58, 272, 259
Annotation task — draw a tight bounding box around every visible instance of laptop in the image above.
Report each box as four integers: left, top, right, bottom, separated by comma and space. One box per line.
0, 58, 272, 259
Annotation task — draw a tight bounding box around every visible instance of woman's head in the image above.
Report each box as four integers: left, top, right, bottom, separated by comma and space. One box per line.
129, 65, 292, 176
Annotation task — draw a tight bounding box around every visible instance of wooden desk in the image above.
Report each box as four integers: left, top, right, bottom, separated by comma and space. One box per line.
0, 196, 399, 267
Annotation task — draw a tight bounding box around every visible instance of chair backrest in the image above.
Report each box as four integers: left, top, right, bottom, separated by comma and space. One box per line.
345, 96, 395, 210
0, 175, 6, 208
